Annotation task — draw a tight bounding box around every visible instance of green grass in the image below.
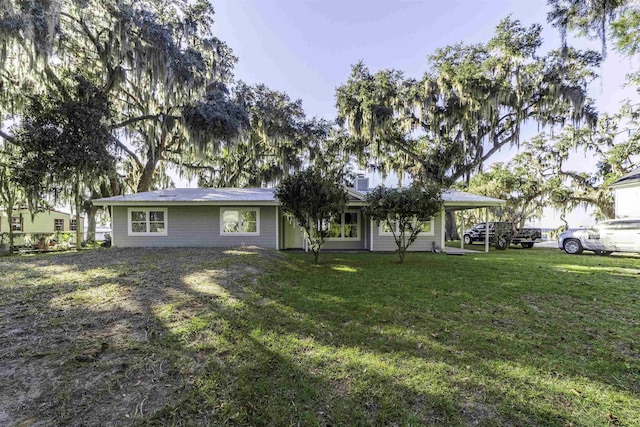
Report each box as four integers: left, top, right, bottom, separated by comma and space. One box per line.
446, 239, 493, 251
445, 239, 526, 251
1, 247, 639, 426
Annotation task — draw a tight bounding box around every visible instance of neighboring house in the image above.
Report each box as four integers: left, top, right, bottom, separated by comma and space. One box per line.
610, 166, 640, 218
0, 208, 85, 245
93, 184, 504, 253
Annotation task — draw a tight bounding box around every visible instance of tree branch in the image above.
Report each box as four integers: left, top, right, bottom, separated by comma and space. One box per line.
110, 114, 161, 130
0, 130, 15, 143
110, 113, 183, 131
558, 170, 592, 186
181, 163, 220, 172
60, 11, 106, 58
113, 138, 143, 170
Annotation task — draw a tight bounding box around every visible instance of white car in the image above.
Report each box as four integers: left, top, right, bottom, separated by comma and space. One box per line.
558, 219, 640, 255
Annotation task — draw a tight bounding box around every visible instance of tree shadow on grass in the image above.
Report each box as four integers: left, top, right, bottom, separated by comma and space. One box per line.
1, 248, 459, 426
250, 250, 640, 425
1, 247, 639, 426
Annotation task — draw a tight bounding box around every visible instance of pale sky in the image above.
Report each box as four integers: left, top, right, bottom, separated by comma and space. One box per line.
211, 0, 639, 227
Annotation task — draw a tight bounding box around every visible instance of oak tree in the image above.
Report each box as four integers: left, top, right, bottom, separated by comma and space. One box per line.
335, 18, 599, 186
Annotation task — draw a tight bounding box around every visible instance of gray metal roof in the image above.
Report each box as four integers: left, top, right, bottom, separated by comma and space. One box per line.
93, 188, 277, 205
93, 187, 504, 209
350, 187, 504, 206
441, 189, 505, 206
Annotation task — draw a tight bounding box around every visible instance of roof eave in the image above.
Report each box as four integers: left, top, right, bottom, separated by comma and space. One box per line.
610, 179, 640, 189
344, 186, 367, 201
443, 201, 506, 209
93, 200, 278, 207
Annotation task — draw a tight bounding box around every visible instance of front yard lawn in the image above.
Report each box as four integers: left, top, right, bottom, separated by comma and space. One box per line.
1, 247, 638, 426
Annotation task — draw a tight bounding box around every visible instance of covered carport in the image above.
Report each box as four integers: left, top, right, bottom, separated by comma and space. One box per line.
439, 190, 506, 253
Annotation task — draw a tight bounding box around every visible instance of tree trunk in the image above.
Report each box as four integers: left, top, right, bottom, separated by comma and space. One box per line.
137, 139, 162, 193
137, 157, 158, 193
313, 249, 320, 265
0, 178, 17, 251
398, 248, 405, 264
7, 201, 15, 251
75, 175, 82, 250
445, 211, 460, 241
86, 204, 99, 242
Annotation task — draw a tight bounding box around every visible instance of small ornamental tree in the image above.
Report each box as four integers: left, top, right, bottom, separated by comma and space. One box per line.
365, 183, 443, 263
275, 168, 348, 265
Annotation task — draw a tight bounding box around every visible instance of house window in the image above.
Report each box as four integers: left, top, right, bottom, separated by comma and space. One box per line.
418, 220, 432, 234
380, 218, 397, 234
54, 218, 64, 231
378, 217, 434, 236
128, 208, 167, 236
326, 211, 360, 240
221, 208, 260, 235
70, 219, 77, 231
11, 216, 23, 232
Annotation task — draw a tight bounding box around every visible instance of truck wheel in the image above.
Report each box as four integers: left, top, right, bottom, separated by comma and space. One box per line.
463, 234, 472, 245
521, 242, 534, 249
495, 236, 508, 250
563, 238, 583, 255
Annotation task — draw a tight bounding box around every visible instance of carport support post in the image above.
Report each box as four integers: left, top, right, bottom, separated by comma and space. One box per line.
109, 204, 115, 247
461, 213, 465, 249
276, 206, 280, 250
304, 215, 309, 252
440, 206, 446, 253
484, 207, 489, 253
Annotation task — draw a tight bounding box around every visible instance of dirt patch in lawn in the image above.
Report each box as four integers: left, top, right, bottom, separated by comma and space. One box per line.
0, 247, 282, 426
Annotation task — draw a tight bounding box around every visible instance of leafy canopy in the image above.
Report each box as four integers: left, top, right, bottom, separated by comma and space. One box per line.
462, 161, 549, 228
0, 0, 240, 193
336, 17, 599, 186
185, 83, 332, 188
547, 0, 629, 58
12, 74, 116, 199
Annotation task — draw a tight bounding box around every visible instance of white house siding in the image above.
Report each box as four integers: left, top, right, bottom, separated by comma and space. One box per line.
371, 213, 443, 252
363, 217, 371, 250
282, 218, 305, 249
111, 205, 278, 248
615, 186, 640, 218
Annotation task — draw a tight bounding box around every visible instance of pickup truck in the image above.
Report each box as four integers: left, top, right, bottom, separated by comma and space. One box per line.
511, 227, 543, 248
463, 222, 542, 248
